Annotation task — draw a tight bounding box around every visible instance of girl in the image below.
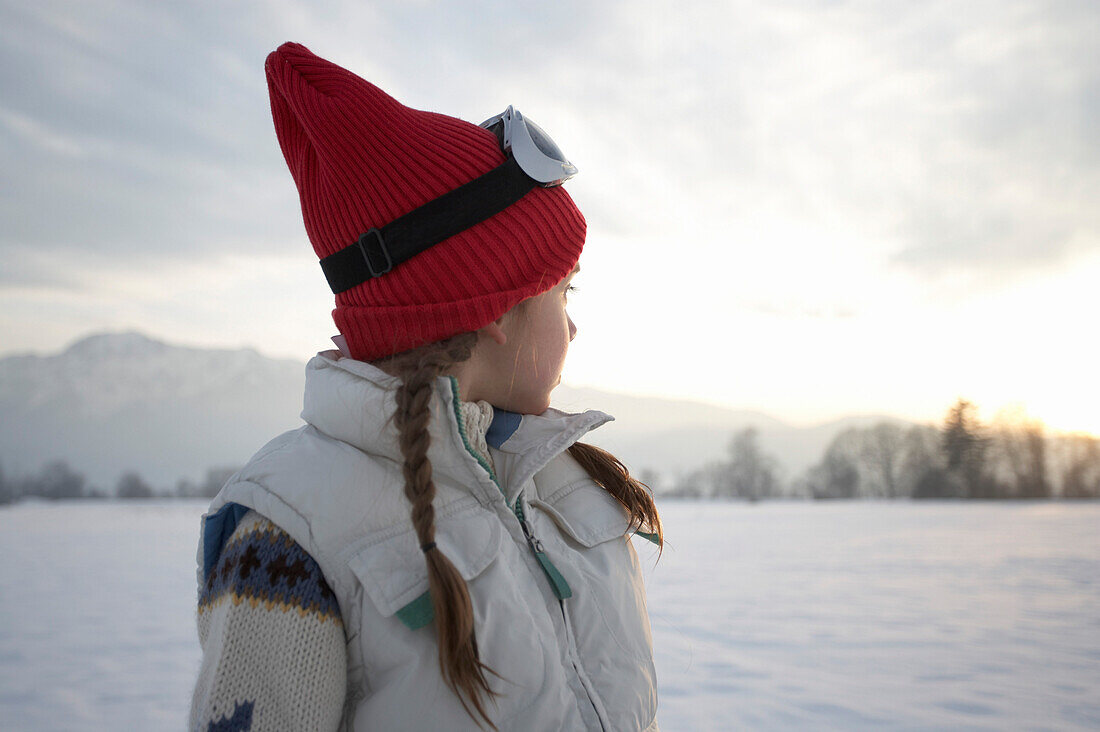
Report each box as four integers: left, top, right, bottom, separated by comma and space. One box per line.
191, 42, 662, 732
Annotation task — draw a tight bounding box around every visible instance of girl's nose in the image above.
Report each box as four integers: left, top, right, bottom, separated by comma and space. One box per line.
568, 315, 577, 342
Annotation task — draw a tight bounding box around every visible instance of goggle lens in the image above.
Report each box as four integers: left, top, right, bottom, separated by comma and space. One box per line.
480, 106, 577, 187
525, 117, 566, 161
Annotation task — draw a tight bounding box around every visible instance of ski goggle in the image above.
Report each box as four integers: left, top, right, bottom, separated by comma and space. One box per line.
480, 105, 578, 187
320, 106, 577, 293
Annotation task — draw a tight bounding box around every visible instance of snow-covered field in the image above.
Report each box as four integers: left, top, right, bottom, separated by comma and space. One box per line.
1, 500, 1098, 730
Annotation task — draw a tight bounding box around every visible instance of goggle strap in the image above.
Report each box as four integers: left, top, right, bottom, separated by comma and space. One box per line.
320, 156, 537, 294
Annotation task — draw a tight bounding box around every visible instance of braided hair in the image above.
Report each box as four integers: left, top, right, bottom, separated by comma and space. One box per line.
375, 331, 662, 729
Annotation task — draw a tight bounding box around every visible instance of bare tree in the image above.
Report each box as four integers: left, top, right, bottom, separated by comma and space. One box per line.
23, 461, 86, 500
714, 428, 779, 500
174, 477, 199, 498
858, 423, 907, 498
990, 408, 1049, 499
117, 471, 154, 499
899, 425, 944, 498
668, 463, 722, 499
806, 429, 861, 499
1057, 434, 1100, 499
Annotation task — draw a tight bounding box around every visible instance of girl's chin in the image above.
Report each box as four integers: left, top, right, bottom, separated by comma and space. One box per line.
517, 394, 554, 416
491, 380, 561, 415
521, 400, 553, 416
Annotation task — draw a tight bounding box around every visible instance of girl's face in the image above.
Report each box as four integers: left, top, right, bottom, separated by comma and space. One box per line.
468, 267, 579, 415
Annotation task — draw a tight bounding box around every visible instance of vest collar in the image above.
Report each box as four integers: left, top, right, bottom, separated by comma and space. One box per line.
301, 351, 613, 505
486, 406, 614, 504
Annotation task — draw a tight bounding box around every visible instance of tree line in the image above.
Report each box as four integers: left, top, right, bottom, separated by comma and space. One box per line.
0, 461, 239, 505
3, 398, 1098, 505
664, 398, 1100, 500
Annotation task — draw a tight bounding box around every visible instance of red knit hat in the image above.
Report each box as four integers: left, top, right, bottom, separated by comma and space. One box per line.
265, 42, 587, 361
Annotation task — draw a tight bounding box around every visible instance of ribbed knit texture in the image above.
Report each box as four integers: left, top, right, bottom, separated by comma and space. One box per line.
190, 511, 346, 732
265, 42, 587, 360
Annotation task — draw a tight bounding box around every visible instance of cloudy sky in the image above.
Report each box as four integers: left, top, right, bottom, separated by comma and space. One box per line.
1, 0, 1097, 432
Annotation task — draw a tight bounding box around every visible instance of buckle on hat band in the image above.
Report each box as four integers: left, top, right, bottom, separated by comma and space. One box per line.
357, 228, 392, 277
319, 107, 572, 295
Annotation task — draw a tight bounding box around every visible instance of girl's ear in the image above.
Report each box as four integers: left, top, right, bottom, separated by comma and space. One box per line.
480, 319, 508, 345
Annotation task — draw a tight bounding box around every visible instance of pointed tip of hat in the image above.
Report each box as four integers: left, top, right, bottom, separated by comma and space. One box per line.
269, 41, 312, 60
266, 41, 305, 69
263, 43, 587, 360
266, 42, 388, 103
265, 42, 308, 86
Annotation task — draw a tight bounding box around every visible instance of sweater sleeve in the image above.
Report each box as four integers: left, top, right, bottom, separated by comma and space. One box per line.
190, 510, 347, 732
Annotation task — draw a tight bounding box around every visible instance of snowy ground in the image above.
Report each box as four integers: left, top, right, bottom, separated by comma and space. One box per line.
1, 500, 1098, 731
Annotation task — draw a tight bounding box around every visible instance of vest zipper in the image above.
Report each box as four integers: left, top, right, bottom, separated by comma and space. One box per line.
513, 497, 572, 600
450, 395, 607, 729
515, 494, 609, 732
560, 603, 612, 732
449, 400, 573, 602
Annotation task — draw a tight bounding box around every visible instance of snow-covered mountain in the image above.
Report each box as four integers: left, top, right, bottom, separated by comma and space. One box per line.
0, 332, 306, 488
0, 332, 913, 490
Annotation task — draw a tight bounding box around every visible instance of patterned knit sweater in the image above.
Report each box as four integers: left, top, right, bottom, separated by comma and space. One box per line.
190, 401, 497, 732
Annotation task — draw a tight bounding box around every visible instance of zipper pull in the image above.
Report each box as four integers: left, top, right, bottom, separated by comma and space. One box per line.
517, 514, 572, 600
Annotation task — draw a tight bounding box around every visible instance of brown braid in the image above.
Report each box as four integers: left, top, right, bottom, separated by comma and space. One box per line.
374, 329, 663, 727
568, 442, 664, 553
378, 332, 499, 730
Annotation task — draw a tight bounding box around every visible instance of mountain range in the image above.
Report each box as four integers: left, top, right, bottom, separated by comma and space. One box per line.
0, 332, 913, 490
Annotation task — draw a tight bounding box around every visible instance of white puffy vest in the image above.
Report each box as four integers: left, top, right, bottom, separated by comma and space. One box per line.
198, 353, 659, 731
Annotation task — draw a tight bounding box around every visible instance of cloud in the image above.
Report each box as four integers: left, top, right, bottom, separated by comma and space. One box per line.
1, 0, 1097, 348
0, 1, 299, 269
876, 1, 1100, 277
0, 0, 616, 270
4, 1, 1095, 269
517, 1, 1100, 284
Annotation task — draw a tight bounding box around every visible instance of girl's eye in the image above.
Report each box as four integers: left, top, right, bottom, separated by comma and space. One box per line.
565, 284, 578, 297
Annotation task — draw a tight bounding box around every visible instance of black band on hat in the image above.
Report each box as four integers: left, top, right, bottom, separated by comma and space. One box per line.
320, 156, 537, 294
